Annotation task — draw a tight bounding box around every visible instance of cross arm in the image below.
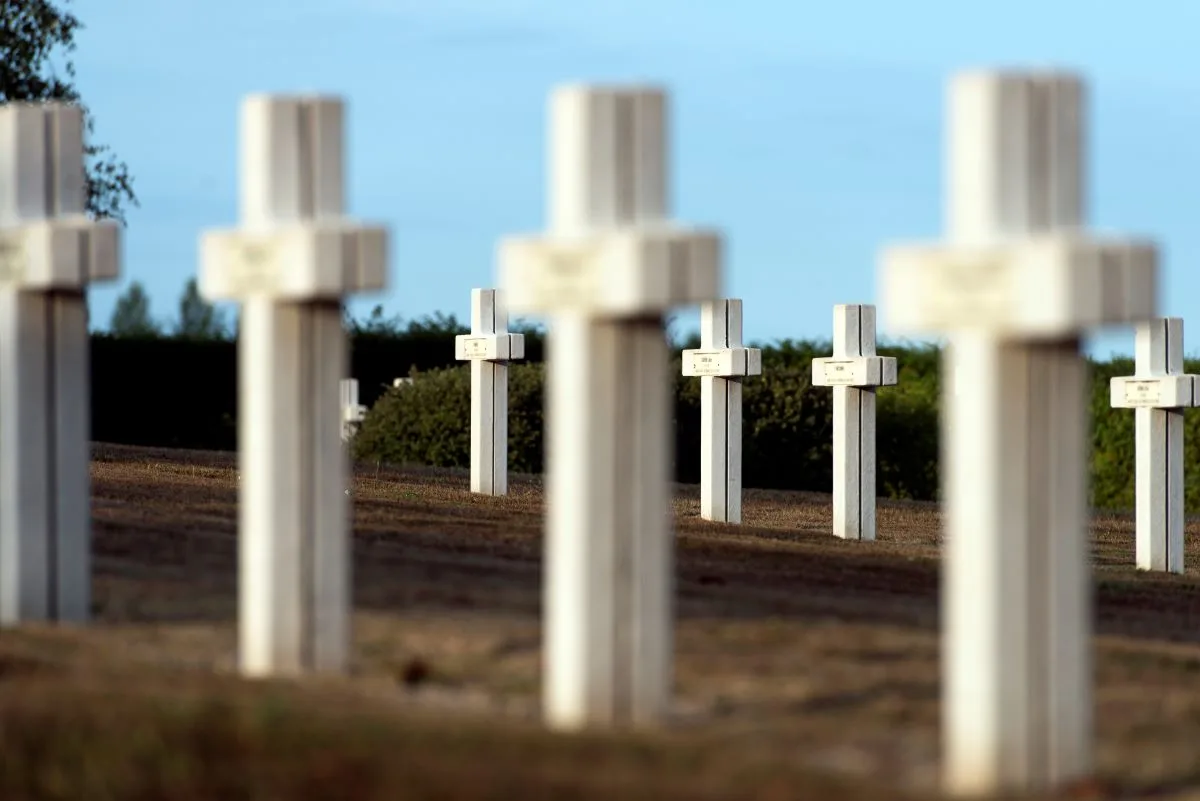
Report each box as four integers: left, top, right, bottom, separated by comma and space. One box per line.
199, 221, 387, 301
880, 234, 1156, 336
681, 346, 762, 377
455, 332, 526, 362
811, 355, 898, 388
498, 226, 721, 316
0, 217, 120, 289
1110, 375, 1198, 409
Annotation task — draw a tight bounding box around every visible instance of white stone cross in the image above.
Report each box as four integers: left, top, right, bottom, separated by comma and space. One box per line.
498, 85, 721, 729
681, 299, 761, 523
0, 102, 121, 625
879, 72, 1157, 796
1110, 318, 1198, 573
340, 378, 367, 442
455, 288, 525, 495
811, 304, 897, 541
199, 95, 389, 676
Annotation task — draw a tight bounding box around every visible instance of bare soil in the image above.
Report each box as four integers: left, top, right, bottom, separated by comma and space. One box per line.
4, 443, 1200, 800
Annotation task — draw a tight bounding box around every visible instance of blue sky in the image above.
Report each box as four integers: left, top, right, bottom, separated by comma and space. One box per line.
73, 0, 1200, 358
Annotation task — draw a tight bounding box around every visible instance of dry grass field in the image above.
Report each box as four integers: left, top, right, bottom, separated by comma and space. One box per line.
5, 443, 1200, 799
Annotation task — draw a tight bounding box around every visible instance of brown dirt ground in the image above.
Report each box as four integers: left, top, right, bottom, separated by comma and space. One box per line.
5, 443, 1200, 800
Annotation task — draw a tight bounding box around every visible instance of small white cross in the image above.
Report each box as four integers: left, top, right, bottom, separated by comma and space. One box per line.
455, 288, 525, 495
811, 304, 897, 541
1110, 318, 1198, 573
681, 299, 761, 523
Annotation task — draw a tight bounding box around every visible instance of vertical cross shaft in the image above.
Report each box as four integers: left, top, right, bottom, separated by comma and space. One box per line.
471, 289, 506, 495
832, 305, 880, 540
686, 299, 761, 523
811, 304, 897, 541
700, 300, 743, 523
456, 288, 524, 496
1109, 319, 1197, 572
1135, 320, 1186, 572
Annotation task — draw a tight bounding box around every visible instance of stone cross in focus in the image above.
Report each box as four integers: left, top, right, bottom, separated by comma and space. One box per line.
811, 303, 897, 541
455, 288, 525, 495
1110, 318, 1198, 573
681, 299, 761, 523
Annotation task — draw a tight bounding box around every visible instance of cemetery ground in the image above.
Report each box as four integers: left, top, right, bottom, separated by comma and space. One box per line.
5, 447, 1200, 800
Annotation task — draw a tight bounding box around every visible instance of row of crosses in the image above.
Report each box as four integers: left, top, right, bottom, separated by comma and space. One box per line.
0, 69, 1185, 801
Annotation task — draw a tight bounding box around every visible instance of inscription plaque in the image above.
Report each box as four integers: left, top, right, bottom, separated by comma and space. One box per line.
1123, 379, 1163, 407
460, 337, 491, 359
820, 360, 866, 386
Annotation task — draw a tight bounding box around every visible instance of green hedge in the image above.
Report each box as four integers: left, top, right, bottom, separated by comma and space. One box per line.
88, 322, 1200, 511
353, 344, 1200, 510
88, 327, 545, 452
1090, 356, 1200, 511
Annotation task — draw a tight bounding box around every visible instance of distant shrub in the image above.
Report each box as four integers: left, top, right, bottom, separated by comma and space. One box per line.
353, 364, 546, 475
